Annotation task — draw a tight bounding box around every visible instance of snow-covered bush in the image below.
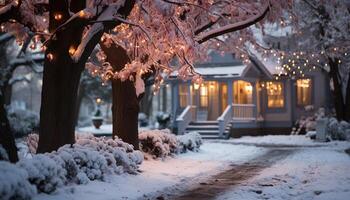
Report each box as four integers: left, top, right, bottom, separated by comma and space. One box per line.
17, 154, 67, 193
1, 133, 143, 196
291, 107, 326, 135
0, 161, 37, 200
7, 108, 39, 137
327, 118, 350, 141
156, 112, 171, 129
139, 129, 178, 158
27, 134, 39, 154
75, 135, 143, 174
138, 113, 149, 127
0, 145, 9, 161
177, 132, 202, 153
139, 129, 203, 158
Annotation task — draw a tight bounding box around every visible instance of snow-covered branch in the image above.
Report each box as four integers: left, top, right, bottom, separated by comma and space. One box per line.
72, 0, 135, 64
195, 1, 270, 44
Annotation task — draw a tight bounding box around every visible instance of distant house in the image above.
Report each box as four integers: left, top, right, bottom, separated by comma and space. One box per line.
152, 51, 331, 139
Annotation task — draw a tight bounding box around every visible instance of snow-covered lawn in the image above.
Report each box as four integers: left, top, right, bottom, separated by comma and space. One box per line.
219, 135, 349, 147
33, 142, 265, 200
217, 147, 350, 200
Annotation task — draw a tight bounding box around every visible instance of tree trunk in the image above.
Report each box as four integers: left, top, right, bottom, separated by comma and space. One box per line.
345, 70, 350, 121
74, 84, 85, 127
328, 57, 345, 121
37, 0, 86, 153
101, 45, 140, 149
0, 84, 18, 162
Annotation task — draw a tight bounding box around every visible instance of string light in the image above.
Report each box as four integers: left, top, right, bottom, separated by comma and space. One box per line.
54, 13, 63, 20
47, 53, 54, 61
69, 46, 76, 56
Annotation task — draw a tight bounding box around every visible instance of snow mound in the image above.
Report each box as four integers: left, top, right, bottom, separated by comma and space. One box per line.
139, 129, 179, 158
0, 161, 37, 200
177, 132, 202, 153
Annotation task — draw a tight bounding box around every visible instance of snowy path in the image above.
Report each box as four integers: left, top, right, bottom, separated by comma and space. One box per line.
164, 149, 295, 200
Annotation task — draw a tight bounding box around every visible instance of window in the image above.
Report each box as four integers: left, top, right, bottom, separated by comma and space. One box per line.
221, 83, 228, 113
233, 80, 253, 104
266, 81, 284, 108
200, 83, 208, 107
179, 84, 188, 108
297, 79, 312, 106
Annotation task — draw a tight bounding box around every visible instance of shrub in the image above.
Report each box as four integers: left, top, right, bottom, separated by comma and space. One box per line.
177, 132, 202, 153
0, 161, 37, 200
139, 129, 178, 158
0, 133, 144, 197
139, 129, 203, 158
291, 107, 326, 135
7, 108, 39, 137
327, 118, 350, 140
17, 154, 67, 193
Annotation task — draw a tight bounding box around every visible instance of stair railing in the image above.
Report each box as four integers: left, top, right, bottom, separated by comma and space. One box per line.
176, 105, 196, 135
217, 105, 233, 137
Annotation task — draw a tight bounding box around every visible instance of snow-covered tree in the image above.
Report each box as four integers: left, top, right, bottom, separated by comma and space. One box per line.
0, 0, 291, 151
268, 0, 350, 121
0, 32, 43, 162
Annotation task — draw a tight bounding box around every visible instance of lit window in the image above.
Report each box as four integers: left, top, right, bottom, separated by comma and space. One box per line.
200, 83, 208, 107
233, 80, 253, 104
179, 84, 188, 108
266, 81, 284, 108
297, 79, 312, 106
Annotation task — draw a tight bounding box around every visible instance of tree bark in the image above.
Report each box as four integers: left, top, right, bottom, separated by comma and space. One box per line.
37, 0, 86, 153
101, 45, 140, 149
0, 83, 18, 162
345, 70, 350, 121
328, 57, 346, 121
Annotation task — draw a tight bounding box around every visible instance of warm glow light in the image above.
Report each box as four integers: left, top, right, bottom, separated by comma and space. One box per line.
194, 83, 200, 90
69, 46, 76, 56
79, 10, 85, 18
54, 13, 63, 20
47, 53, 54, 61
96, 98, 102, 104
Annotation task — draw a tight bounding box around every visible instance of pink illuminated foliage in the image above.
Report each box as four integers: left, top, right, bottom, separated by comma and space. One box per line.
1, 0, 292, 94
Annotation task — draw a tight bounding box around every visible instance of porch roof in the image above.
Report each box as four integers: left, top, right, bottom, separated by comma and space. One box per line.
195, 65, 246, 77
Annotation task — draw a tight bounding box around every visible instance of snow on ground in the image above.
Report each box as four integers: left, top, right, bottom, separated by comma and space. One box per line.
217, 145, 350, 200
220, 135, 349, 147
33, 142, 265, 200
77, 124, 150, 136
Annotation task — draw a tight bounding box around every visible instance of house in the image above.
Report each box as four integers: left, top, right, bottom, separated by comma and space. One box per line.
151, 51, 331, 139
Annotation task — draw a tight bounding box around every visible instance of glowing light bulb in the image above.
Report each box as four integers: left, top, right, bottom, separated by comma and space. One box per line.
47, 53, 54, 61
54, 13, 63, 20
69, 46, 76, 56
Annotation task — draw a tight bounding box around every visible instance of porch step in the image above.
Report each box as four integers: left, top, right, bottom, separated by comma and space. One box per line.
186, 125, 219, 130
189, 121, 218, 126
184, 121, 230, 139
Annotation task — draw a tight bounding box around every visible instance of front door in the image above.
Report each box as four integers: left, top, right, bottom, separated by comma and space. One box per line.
193, 81, 225, 121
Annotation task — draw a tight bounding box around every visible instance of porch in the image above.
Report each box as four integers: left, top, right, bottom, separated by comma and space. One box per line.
174, 80, 260, 139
